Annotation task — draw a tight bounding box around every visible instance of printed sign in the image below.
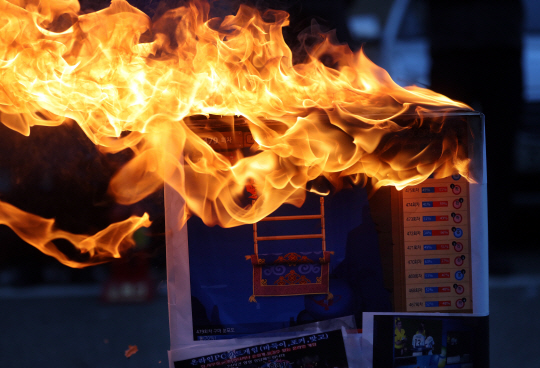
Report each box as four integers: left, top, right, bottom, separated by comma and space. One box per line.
174, 330, 349, 368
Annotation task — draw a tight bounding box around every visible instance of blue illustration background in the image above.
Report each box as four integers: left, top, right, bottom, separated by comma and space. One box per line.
187, 186, 391, 340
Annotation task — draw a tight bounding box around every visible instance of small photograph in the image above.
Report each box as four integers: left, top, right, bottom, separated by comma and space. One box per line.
393, 317, 443, 366
371, 314, 487, 368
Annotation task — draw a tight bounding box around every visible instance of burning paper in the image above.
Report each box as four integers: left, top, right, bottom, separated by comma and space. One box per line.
0, 0, 472, 266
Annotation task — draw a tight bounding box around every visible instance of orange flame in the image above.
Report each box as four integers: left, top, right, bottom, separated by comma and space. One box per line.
0, 199, 150, 267
0, 0, 472, 266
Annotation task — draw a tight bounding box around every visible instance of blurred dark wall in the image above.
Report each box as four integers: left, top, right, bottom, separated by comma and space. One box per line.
428, 1, 524, 262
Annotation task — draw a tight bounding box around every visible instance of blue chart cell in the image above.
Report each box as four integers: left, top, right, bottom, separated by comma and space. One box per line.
425, 287, 438, 293
424, 258, 440, 265
424, 273, 438, 279
425, 301, 439, 307
423, 216, 436, 222
424, 244, 437, 250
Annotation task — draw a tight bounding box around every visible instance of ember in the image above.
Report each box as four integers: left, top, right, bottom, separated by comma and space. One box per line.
0, 0, 472, 266
124, 344, 138, 358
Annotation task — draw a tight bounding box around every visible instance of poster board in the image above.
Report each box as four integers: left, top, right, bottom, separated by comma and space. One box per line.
165, 112, 488, 367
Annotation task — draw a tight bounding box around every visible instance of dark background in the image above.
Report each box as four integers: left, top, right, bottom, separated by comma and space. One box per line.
1, 0, 539, 367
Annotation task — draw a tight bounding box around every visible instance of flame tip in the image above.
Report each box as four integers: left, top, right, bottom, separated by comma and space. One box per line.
0, 0, 473, 266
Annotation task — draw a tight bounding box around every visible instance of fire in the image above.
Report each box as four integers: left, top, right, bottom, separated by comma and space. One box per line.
0, 0, 472, 267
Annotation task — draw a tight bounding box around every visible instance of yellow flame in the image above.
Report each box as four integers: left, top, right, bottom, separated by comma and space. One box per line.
0, 0, 472, 266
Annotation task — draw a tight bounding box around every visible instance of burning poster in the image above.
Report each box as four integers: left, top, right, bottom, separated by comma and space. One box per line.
0, 0, 489, 366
